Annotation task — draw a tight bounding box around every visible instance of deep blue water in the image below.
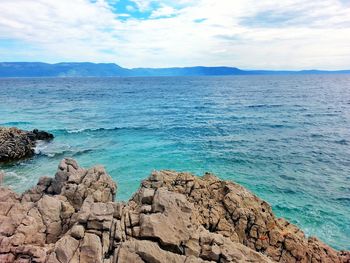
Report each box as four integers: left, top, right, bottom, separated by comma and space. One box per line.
0, 75, 349, 250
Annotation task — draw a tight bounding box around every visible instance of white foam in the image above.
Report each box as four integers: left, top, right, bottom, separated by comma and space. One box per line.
34, 140, 49, 154
67, 128, 86, 134
4, 171, 21, 179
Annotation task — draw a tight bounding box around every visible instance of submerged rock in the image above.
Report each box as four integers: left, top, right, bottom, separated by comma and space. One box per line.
0, 158, 349, 262
0, 127, 54, 162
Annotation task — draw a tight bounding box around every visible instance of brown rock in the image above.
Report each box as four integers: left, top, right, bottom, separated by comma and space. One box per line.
0, 158, 348, 263
139, 188, 193, 252
80, 233, 103, 263
118, 240, 187, 263
70, 224, 85, 240
53, 235, 80, 263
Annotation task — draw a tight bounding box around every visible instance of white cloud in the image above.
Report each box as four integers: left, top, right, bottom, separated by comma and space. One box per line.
126, 5, 136, 12
0, 0, 350, 69
150, 5, 178, 18
130, 0, 154, 11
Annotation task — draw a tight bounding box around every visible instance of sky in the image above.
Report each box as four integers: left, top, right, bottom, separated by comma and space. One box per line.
0, 0, 350, 70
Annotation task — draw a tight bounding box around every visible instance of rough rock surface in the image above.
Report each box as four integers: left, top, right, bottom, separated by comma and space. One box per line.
0, 127, 54, 162
0, 158, 349, 263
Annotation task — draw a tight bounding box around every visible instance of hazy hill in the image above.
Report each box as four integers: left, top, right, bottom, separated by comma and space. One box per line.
0, 62, 349, 77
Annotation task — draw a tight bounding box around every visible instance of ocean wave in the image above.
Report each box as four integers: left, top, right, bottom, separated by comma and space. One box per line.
278, 174, 297, 181
33, 139, 90, 158
262, 123, 294, 129
304, 113, 338, 117
335, 197, 350, 205
334, 139, 348, 145
53, 127, 120, 134
0, 121, 32, 126
247, 104, 283, 109
39, 149, 93, 158
67, 127, 118, 133
310, 134, 325, 138
274, 204, 304, 214
52, 126, 156, 135
34, 140, 50, 154
266, 124, 286, 128
2, 171, 21, 180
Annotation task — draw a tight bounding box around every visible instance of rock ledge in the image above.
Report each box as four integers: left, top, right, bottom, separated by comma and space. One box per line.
0, 158, 349, 263
0, 127, 54, 162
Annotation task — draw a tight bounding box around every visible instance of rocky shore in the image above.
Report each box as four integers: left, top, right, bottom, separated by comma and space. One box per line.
0, 158, 349, 263
0, 127, 54, 163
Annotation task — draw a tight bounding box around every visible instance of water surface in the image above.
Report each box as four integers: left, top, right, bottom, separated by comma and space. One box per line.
0, 75, 349, 250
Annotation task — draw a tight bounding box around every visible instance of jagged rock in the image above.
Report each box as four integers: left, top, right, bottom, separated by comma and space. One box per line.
0, 127, 54, 162
117, 240, 189, 263
27, 129, 54, 141
80, 233, 103, 263
52, 235, 79, 263
138, 188, 194, 253
0, 158, 349, 263
70, 224, 85, 240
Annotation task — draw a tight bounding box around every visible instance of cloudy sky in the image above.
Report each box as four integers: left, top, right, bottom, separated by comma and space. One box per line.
1, 0, 350, 69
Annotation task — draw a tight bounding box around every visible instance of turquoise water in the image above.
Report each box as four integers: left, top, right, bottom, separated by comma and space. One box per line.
0, 75, 349, 250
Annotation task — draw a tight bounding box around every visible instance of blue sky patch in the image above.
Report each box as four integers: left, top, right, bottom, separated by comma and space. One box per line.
194, 18, 207, 23
240, 10, 306, 27
107, 0, 154, 20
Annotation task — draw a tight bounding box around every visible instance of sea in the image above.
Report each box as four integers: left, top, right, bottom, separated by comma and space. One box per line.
0, 75, 349, 250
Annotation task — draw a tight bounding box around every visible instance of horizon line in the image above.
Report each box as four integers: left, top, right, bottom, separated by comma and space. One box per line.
1, 61, 350, 72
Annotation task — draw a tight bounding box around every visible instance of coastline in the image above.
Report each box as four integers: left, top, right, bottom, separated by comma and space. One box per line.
0, 158, 349, 262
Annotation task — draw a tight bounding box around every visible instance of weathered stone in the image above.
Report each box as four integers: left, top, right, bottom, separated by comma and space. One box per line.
0, 158, 348, 263
139, 188, 193, 252
118, 240, 187, 263
0, 127, 53, 163
37, 195, 62, 243
102, 231, 110, 257
53, 235, 80, 263
129, 211, 140, 226
140, 204, 152, 213
70, 224, 85, 240
112, 202, 123, 219
140, 188, 155, 204
27, 129, 54, 141
80, 233, 103, 263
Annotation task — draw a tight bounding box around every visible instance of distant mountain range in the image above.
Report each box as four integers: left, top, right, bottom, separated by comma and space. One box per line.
0, 62, 349, 77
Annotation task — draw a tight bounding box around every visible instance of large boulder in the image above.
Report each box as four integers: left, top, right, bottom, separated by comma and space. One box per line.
0, 158, 348, 263
0, 127, 54, 162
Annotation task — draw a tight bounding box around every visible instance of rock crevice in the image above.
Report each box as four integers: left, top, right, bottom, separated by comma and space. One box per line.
0, 158, 349, 263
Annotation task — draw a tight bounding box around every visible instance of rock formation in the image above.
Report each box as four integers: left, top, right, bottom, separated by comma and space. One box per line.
0, 127, 54, 162
0, 158, 349, 263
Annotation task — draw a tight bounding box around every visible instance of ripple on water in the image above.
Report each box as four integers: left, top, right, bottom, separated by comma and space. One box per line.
0, 75, 350, 250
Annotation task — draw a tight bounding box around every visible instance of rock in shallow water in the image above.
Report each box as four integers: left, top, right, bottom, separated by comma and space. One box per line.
0, 127, 54, 163
27, 129, 54, 141
0, 158, 349, 263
